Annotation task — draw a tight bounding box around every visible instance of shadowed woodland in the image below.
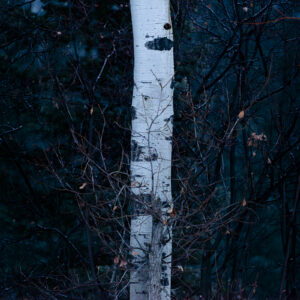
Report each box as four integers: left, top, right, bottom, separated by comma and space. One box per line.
0, 0, 299, 299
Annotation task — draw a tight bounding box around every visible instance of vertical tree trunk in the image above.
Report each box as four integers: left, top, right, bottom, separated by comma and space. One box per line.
129, 0, 174, 299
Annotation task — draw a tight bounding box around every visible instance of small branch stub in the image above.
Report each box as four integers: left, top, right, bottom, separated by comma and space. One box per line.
164, 23, 171, 30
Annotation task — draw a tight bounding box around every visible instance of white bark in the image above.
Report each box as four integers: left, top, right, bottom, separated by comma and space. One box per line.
129, 0, 174, 299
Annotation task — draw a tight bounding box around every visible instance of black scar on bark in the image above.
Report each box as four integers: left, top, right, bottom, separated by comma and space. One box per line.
132, 174, 142, 181
170, 78, 176, 89
131, 106, 137, 120
145, 37, 173, 51
131, 140, 158, 161
164, 115, 174, 125
144, 149, 158, 161
161, 277, 169, 286
162, 265, 167, 271
131, 140, 143, 161
136, 291, 147, 295
153, 217, 160, 225
132, 194, 152, 214
162, 202, 170, 208
131, 194, 152, 209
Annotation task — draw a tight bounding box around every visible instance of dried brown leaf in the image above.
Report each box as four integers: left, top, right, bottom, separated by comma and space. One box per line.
119, 260, 127, 268
114, 257, 119, 264
79, 182, 87, 190
238, 110, 245, 119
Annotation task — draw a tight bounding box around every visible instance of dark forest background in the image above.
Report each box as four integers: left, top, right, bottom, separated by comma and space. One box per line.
0, 0, 299, 299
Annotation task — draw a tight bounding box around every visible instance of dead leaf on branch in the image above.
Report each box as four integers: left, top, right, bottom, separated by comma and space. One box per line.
167, 204, 174, 214
238, 110, 245, 119
79, 182, 87, 190
119, 260, 127, 268
242, 198, 247, 207
114, 257, 119, 264
248, 132, 267, 147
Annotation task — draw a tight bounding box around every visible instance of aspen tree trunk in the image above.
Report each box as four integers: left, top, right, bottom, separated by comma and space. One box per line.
129, 0, 174, 299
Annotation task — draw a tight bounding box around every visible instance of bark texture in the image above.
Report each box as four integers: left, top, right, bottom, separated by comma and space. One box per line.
129, 0, 174, 299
